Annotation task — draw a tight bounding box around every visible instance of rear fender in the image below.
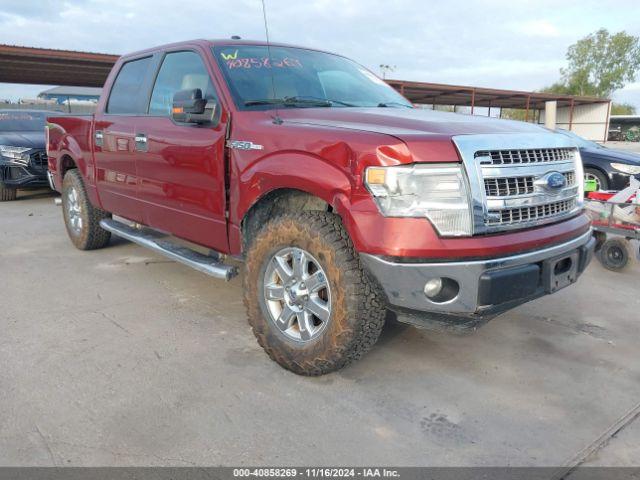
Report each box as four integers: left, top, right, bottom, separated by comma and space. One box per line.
48, 125, 100, 207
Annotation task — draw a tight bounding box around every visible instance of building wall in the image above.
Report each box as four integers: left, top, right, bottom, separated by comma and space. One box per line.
539, 102, 610, 141
0, 101, 96, 114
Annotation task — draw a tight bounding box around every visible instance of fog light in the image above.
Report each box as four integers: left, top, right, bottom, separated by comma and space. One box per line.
423, 277, 460, 303
424, 278, 444, 299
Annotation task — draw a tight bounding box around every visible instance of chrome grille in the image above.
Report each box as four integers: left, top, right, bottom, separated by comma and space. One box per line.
487, 199, 577, 226
453, 134, 583, 235
475, 147, 575, 165
565, 171, 576, 186
484, 171, 576, 198
484, 177, 534, 197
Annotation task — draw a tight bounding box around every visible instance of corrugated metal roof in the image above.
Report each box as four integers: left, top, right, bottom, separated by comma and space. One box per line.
39, 86, 102, 96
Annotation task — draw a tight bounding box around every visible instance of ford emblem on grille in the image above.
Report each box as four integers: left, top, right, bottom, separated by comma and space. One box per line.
535, 171, 567, 192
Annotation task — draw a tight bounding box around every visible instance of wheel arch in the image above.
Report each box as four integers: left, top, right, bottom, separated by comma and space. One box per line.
230, 152, 355, 255
59, 154, 77, 177
239, 188, 332, 254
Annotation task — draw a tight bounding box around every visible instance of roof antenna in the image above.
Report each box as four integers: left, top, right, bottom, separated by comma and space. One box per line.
261, 0, 282, 124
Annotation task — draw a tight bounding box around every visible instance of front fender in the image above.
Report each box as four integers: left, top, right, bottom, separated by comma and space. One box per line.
228, 151, 354, 253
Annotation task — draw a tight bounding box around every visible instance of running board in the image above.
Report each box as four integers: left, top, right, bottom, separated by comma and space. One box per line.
99, 219, 238, 281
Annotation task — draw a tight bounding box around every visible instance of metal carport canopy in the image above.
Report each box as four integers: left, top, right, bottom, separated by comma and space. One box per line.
386, 79, 609, 110
0, 44, 609, 112
0, 44, 118, 88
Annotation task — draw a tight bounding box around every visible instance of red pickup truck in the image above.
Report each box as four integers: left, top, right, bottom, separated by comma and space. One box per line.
47, 39, 595, 375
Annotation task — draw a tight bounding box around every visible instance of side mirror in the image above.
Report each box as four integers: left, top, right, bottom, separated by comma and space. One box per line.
172, 88, 218, 125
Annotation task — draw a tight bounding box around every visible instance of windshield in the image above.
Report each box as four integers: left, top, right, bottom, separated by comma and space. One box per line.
213, 45, 413, 110
557, 129, 603, 149
0, 111, 47, 132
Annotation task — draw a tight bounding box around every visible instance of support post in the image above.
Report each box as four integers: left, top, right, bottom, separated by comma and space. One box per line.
604, 101, 612, 142
544, 101, 557, 130
470, 89, 475, 115
568, 98, 575, 130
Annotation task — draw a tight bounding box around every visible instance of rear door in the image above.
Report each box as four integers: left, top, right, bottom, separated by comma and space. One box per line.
134, 48, 229, 252
94, 55, 158, 221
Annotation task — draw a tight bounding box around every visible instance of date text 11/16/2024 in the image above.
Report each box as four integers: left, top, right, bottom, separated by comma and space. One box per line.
232, 468, 400, 478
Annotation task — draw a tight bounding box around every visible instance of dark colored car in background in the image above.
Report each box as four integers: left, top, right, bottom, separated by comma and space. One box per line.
557, 129, 640, 191
0, 110, 50, 201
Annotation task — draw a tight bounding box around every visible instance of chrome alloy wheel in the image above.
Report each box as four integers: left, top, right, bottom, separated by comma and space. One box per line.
263, 247, 332, 342
66, 185, 83, 235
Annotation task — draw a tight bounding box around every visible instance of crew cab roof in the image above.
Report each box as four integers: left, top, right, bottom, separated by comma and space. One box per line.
118, 39, 336, 61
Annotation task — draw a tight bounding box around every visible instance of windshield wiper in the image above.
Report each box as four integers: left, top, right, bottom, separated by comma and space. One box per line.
244, 97, 330, 107
377, 102, 413, 108
286, 96, 357, 107
244, 96, 356, 107
244, 99, 286, 106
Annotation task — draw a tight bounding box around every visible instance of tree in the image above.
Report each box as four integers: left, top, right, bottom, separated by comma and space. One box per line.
610, 103, 636, 115
501, 109, 528, 121
544, 29, 640, 98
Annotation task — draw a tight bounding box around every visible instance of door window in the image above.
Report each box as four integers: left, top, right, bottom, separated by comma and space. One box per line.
106, 56, 153, 114
149, 51, 217, 116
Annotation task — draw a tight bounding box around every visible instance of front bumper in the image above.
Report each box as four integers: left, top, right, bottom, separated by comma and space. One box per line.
361, 230, 595, 331
608, 172, 640, 191
0, 151, 49, 189
0, 164, 49, 188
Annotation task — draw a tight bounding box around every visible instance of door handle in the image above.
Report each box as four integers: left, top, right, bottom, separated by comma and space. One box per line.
135, 133, 148, 152
94, 130, 104, 147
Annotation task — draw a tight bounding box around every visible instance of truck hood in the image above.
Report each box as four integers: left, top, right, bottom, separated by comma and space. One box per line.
282, 107, 548, 139
0, 131, 45, 149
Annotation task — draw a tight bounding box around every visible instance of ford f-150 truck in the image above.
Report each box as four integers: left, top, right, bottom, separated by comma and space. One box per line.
47, 39, 595, 375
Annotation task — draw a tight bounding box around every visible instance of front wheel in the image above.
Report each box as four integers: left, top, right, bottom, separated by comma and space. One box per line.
0, 183, 17, 201
243, 212, 386, 375
62, 169, 112, 250
584, 168, 609, 191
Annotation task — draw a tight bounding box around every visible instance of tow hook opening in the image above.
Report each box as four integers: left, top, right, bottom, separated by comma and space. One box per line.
554, 257, 573, 275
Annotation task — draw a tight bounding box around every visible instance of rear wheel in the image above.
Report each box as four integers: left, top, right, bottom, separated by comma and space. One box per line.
243, 211, 386, 375
0, 183, 17, 201
62, 169, 111, 250
599, 238, 630, 271
584, 168, 609, 191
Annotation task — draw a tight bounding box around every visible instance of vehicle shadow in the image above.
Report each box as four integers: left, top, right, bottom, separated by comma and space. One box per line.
376, 311, 412, 346
16, 188, 58, 201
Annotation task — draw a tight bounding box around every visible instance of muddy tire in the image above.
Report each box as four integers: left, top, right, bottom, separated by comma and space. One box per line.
243, 211, 386, 376
598, 237, 630, 271
0, 183, 17, 201
62, 169, 111, 250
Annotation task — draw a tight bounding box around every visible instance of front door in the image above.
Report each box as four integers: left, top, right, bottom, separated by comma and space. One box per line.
135, 49, 229, 252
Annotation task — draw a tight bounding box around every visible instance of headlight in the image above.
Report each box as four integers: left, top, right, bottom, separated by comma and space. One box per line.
365, 163, 473, 236
611, 163, 640, 175
0, 145, 30, 165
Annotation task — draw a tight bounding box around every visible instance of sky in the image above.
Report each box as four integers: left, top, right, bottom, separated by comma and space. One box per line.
1, 0, 639, 109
